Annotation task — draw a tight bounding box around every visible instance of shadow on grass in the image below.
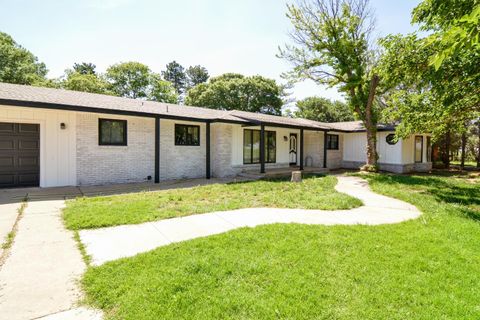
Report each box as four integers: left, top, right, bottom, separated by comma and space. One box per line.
368, 173, 480, 222
225, 173, 327, 185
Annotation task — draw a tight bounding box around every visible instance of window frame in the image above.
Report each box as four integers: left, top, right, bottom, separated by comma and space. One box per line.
386, 133, 397, 145
426, 136, 432, 162
174, 124, 201, 146
414, 135, 423, 163
326, 134, 339, 150
243, 129, 276, 164
98, 118, 128, 146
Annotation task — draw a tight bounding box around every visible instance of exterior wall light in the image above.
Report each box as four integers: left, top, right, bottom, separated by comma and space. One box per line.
60, 123, 66, 130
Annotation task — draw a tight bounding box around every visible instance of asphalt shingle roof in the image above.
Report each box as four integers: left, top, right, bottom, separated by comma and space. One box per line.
0, 82, 395, 132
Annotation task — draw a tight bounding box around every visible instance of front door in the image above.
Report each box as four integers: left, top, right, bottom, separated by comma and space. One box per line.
289, 133, 297, 165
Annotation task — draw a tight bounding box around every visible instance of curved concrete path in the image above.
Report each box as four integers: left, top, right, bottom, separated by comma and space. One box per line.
80, 176, 421, 266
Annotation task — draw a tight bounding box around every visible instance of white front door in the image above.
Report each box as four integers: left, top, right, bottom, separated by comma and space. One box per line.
289, 133, 297, 165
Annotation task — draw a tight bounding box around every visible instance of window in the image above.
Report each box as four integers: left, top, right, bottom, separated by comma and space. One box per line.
386, 134, 397, 145
426, 136, 432, 162
175, 124, 200, 146
243, 129, 276, 164
415, 136, 423, 163
326, 134, 339, 150
99, 119, 127, 146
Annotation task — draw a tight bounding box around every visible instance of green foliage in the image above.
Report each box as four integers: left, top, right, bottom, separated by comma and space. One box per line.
413, 0, 479, 69
62, 72, 111, 94
294, 96, 354, 122
149, 74, 178, 104
0, 31, 47, 85
63, 176, 360, 230
185, 65, 209, 88
279, 0, 380, 165
185, 73, 284, 115
73, 62, 97, 75
105, 62, 151, 99
162, 61, 186, 95
82, 173, 480, 319
378, 32, 480, 139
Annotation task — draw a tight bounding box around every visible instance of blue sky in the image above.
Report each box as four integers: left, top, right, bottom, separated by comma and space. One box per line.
0, 0, 421, 102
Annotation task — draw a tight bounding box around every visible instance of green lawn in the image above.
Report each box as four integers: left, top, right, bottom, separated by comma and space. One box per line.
63, 175, 361, 230
450, 160, 478, 167
81, 172, 480, 319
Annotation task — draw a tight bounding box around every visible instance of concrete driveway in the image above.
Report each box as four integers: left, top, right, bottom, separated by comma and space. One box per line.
0, 177, 244, 320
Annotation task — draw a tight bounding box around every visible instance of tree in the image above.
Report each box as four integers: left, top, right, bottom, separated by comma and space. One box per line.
149, 73, 178, 104
162, 61, 186, 95
186, 65, 209, 89
279, 0, 381, 170
62, 72, 111, 94
185, 73, 284, 115
412, 0, 480, 69
105, 62, 151, 99
294, 97, 354, 122
73, 62, 96, 75
378, 0, 480, 141
0, 31, 47, 85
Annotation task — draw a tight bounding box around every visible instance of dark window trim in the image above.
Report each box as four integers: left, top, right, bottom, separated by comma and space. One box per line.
414, 135, 423, 163
98, 118, 127, 146
243, 129, 276, 164
326, 134, 339, 150
386, 133, 397, 145
426, 136, 432, 162
174, 124, 201, 146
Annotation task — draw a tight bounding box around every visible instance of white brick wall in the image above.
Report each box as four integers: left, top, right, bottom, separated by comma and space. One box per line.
211, 123, 237, 177
304, 131, 343, 169
76, 113, 155, 185
159, 119, 206, 180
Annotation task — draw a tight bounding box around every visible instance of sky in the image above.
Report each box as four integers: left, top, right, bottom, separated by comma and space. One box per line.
0, 0, 421, 103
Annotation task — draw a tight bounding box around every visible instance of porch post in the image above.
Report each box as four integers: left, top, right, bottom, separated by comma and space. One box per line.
260, 124, 265, 173
154, 117, 160, 183
300, 129, 304, 170
323, 130, 328, 168
206, 121, 211, 179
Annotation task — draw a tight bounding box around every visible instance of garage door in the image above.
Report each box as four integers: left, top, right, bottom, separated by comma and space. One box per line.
0, 122, 40, 188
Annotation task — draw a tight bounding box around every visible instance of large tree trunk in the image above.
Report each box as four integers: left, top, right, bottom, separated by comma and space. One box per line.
364, 74, 380, 168
460, 131, 467, 170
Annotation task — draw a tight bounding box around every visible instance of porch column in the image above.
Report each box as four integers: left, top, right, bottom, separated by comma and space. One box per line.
260, 124, 265, 173
154, 117, 160, 183
300, 129, 304, 170
323, 130, 328, 168
206, 121, 211, 179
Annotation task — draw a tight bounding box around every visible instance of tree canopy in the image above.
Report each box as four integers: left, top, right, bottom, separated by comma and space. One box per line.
73, 62, 97, 75
185, 73, 284, 115
294, 97, 354, 122
280, 0, 381, 169
378, 0, 480, 140
186, 65, 209, 88
0, 31, 48, 85
105, 62, 151, 99
162, 61, 186, 95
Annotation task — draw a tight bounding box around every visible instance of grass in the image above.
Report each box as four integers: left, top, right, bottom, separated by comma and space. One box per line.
1, 201, 27, 251
450, 160, 478, 167
81, 172, 480, 319
63, 175, 361, 230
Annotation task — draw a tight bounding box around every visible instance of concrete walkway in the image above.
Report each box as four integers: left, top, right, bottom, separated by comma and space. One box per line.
0, 200, 101, 320
80, 176, 421, 266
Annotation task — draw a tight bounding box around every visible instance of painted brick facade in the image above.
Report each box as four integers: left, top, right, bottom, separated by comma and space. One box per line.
304, 131, 343, 169
211, 123, 237, 177
76, 113, 155, 185
159, 119, 206, 180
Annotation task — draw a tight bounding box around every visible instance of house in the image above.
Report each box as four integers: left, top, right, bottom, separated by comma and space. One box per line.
0, 82, 432, 188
